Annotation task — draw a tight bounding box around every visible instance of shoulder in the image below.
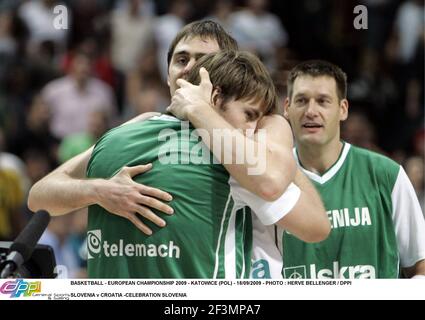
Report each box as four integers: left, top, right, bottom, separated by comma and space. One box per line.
99, 122, 137, 140
121, 112, 160, 126
349, 144, 400, 186
350, 145, 399, 169
96, 116, 171, 144
258, 114, 290, 132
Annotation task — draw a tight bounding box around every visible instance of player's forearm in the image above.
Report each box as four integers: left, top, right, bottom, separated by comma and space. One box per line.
255, 115, 297, 200
28, 147, 95, 215
187, 106, 294, 201
404, 259, 425, 278
288, 169, 330, 242
294, 169, 324, 209
28, 175, 101, 215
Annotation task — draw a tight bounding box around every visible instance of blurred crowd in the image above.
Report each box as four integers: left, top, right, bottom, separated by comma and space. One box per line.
0, 0, 423, 277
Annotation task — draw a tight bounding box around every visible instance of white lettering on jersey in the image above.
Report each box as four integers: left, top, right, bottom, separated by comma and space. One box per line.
251, 259, 272, 279
306, 261, 376, 279
87, 230, 181, 259
327, 207, 372, 229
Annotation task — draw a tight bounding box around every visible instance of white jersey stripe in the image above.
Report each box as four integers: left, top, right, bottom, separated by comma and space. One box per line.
224, 209, 237, 278
239, 209, 246, 279
213, 193, 232, 278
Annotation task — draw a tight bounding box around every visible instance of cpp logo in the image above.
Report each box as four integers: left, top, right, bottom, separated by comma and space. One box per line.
87, 229, 102, 259
0, 279, 41, 298
283, 266, 306, 279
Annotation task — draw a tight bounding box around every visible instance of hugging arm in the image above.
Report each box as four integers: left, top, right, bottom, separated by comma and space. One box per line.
168, 68, 296, 201
27, 112, 172, 235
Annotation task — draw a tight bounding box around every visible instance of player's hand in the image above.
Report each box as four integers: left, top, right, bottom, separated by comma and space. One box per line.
95, 164, 174, 235
167, 67, 213, 120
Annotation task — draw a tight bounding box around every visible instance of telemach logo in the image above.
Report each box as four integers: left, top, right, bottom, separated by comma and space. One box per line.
87, 229, 181, 260
284, 262, 376, 279
87, 229, 101, 259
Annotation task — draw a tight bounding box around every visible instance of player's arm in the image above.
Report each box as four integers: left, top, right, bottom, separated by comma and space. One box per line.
276, 168, 330, 243
403, 259, 425, 278
231, 168, 330, 243
28, 146, 95, 215
28, 112, 172, 235
168, 68, 296, 201
391, 166, 425, 278
191, 111, 296, 202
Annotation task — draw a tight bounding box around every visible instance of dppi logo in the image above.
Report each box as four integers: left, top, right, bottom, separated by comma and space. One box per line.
0, 279, 41, 298
87, 229, 102, 259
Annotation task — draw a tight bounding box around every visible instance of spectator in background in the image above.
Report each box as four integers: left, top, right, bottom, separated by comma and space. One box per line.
42, 50, 116, 139
131, 87, 167, 115
0, 167, 25, 241
388, 0, 424, 65
111, 0, 155, 74
114, 0, 156, 17
18, 0, 68, 53
405, 156, 425, 215
0, 127, 30, 194
0, 128, 26, 240
7, 94, 59, 167
62, 38, 116, 90
349, 0, 397, 101
23, 149, 53, 187
230, 0, 288, 70
341, 110, 383, 154
413, 129, 424, 159
17, 147, 54, 227
39, 213, 86, 278
0, 9, 17, 58
206, 0, 234, 32
58, 110, 109, 164
68, 0, 110, 47
68, 208, 88, 278
124, 44, 168, 119
383, 0, 424, 152
405, 129, 424, 216
0, 9, 21, 138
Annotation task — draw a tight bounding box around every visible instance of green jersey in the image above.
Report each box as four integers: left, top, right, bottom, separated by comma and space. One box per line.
250, 142, 425, 279
280, 142, 425, 279
86, 115, 252, 278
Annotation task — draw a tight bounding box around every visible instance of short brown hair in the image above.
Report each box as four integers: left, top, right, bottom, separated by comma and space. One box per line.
185, 50, 277, 115
167, 20, 238, 71
287, 60, 347, 101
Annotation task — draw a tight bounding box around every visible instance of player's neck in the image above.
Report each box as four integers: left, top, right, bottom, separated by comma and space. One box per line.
297, 138, 344, 175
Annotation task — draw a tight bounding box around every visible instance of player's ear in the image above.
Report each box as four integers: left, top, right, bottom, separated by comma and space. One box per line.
283, 97, 290, 119
340, 99, 349, 122
211, 87, 223, 108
